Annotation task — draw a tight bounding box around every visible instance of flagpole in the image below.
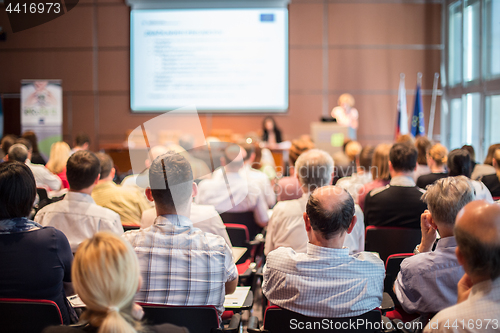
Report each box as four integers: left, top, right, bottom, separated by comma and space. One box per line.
428, 73, 439, 140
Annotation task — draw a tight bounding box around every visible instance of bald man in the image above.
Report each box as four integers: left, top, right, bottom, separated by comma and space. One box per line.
262, 186, 384, 318
425, 201, 500, 333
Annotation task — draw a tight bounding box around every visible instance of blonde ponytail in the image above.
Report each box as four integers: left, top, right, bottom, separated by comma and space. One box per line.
73, 232, 143, 333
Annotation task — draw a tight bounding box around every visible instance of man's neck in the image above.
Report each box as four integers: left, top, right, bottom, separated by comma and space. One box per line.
309, 231, 345, 249
97, 178, 113, 185
155, 201, 191, 219
436, 224, 454, 238
69, 188, 92, 196
391, 171, 414, 178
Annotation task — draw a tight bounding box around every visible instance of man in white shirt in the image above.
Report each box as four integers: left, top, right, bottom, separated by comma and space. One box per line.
262, 186, 384, 318
123, 152, 238, 320
35, 151, 123, 252
425, 201, 500, 333
196, 144, 269, 228
241, 143, 276, 208
140, 203, 232, 247
265, 149, 365, 255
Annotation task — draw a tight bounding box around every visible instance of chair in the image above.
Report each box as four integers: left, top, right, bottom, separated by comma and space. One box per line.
220, 211, 262, 240
365, 226, 421, 262
248, 306, 383, 333
138, 303, 241, 333
384, 253, 414, 307
493, 196, 500, 201
0, 298, 63, 333
123, 225, 140, 232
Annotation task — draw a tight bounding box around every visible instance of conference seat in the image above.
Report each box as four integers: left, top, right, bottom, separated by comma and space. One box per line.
220, 211, 263, 242
365, 226, 421, 262
138, 303, 241, 333
0, 298, 63, 333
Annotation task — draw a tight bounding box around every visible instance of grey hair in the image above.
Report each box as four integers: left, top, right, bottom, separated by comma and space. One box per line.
8, 144, 29, 163
421, 176, 475, 225
295, 149, 334, 192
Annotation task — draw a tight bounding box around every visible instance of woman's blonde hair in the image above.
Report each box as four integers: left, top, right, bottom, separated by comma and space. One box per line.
46, 141, 71, 174
371, 144, 391, 181
338, 93, 355, 107
73, 232, 142, 333
428, 143, 448, 166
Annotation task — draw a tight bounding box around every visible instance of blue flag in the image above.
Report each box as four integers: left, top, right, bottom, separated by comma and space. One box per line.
411, 84, 425, 137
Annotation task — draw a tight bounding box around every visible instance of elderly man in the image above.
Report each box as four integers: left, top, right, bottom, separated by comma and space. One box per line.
263, 186, 384, 317
424, 201, 500, 332
365, 143, 427, 229
265, 149, 365, 255
123, 152, 238, 320
394, 176, 475, 315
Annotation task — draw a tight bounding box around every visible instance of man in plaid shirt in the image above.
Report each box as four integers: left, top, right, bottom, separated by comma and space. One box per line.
123, 152, 238, 318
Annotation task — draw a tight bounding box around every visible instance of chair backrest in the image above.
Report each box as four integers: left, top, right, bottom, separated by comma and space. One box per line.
262, 306, 382, 333
123, 225, 140, 232
220, 211, 262, 240
493, 196, 500, 201
0, 298, 63, 333
384, 253, 414, 307
225, 223, 249, 247
138, 303, 221, 333
365, 226, 421, 262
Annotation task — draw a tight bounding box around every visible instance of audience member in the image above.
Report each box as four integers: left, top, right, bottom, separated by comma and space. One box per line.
470, 143, 500, 180
22, 130, 46, 165
357, 143, 391, 211
6, 143, 29, 162
70, 132, 90, 155
337, 145, 374, 202
35, 151, 123, 252
122, 152, 238, 319
417, 143, 448, 189
394, 176, 474, 315
413, 136, 432, 181
364, 143, 427, 228
42, 232, 188, 333
262, 186, 384, 317
276, 138, 314, 201
0, 161, 73, 324
14, 138, 62, 191
396, 134, 415, 145
265, 149, 365, 255
0, 134, 17, 162
45, 141, 71, 189
461, 145, 477, 171
92, 153, 150, 227
262, 116, 282, 146
178, 134, 211, 180
447, 149, 493, 202
480, 149, 500, 198
424, 201, 500, 333
121, 145, 169, 190
196, 145, 269, 233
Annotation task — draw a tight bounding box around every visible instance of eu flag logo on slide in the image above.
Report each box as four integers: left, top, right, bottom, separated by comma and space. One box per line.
260, 14, 275, 22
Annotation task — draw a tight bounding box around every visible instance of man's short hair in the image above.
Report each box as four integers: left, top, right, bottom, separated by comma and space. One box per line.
389, 143, 418, 172
95, 153, 114, 180
295, 149, 334, 192
421, 176, 475, 225
0, 161, 37, 219
149, 152, 193, 211
75, 133, 90, 147
8, 144, 29, 163
455, 228, 500, 280
66, 151, 100, 191
306, 187, 355, 239
224, 145, 244, 171
447, 149, 471, 178
359, 145, 375, 171
1, 135, 17, 155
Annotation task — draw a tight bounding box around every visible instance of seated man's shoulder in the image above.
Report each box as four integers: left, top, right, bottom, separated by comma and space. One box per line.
272, 198, 304, 217
368, 184, 391, 197
352, 252, 385, 269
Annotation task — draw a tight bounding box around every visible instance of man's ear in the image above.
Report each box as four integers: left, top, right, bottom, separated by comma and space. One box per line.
388, 161, 393, 172
346, 215, 357, 234
428, 213, 438, 230
493, 159, 498, 169
94, 174, 101, 185
456, 246, 465, 267
145, 187, 154, 202
303, 212, 312, 232
192, 182, 198, 198
111, 168, 116, 179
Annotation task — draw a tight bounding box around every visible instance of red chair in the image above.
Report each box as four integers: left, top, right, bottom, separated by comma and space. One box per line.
493, 196, 500, 201
138, 303, 241, 333
248, 306, 383, 333
365, 226, 421, 262
0, 298, 63, 333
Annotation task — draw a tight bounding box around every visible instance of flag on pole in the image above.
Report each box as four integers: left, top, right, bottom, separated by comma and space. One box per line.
395, 75, 408, 139
411, 82, 425, 137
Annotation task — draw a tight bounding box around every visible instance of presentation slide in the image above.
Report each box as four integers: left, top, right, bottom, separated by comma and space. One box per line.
131, 9, 288, 113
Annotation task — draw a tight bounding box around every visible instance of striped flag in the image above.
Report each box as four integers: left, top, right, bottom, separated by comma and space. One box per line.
411, 83, 425, 137
395, 76, 408, 139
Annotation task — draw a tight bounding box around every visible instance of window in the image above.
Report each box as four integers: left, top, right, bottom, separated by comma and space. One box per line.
448, 2, 463, 86
485, 95, 500, 148
484, 0, 500, 78
463, 0, 480, 83
450, 98, 463, 149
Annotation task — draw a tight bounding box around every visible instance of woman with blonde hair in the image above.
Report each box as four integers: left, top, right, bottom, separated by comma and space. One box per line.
43, 232, 188, 333
416, 143, 448, 189
46, 141, 71, 189
357, 143, 391, 211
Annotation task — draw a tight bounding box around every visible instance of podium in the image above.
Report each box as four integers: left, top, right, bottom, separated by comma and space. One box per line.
310, 122, 356, 156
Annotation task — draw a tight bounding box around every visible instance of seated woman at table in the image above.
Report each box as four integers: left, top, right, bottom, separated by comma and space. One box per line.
0, 161, 74, 324
43, 232, 188, 333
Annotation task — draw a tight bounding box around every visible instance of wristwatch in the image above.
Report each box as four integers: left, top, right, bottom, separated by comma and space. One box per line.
413, 244, 421, 255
